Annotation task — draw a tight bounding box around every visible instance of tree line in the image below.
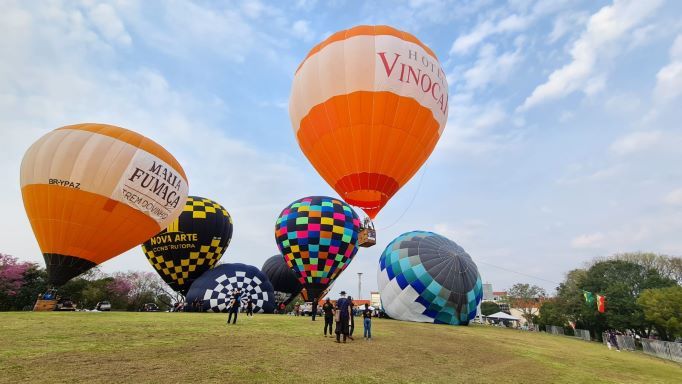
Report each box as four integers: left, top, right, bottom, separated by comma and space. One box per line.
535, 252, 681, 341
0, 253, 176, 311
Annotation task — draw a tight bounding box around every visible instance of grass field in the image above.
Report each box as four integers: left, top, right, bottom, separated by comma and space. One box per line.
0, 312, 679, 383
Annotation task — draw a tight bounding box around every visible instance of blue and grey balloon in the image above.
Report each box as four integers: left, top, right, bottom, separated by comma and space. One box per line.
377, 231, 483, 325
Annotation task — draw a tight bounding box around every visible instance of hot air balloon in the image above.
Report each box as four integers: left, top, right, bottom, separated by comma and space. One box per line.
377, 231, 483, 325
274, 196, 360, 303
21, 123, 188, 286
261, 254, 303, 306
186, 263, 275, 313
142, 196, 233, 294
289, 25, 449, 219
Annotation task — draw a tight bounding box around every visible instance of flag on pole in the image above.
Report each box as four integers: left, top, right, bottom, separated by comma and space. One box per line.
583, 291, 594, 304
596, 294, 606, 313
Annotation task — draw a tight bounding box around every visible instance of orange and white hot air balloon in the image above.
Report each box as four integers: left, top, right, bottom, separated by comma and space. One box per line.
289, 25, 449, 219
20, 123, 189, 286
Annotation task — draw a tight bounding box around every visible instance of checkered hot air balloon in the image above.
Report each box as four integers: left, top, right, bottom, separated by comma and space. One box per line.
142, 196, 233, 294
378, 231, 483, 325
186, 263, 275, 313
274, 196, 360, 301
262, 254, 303, 306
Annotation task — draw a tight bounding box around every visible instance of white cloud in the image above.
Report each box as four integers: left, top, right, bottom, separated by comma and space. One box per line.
519, 0, 664, 111
433, 221, 486, 244
87, 3, 131, 46
462, 44, 522, 90
654, 35, 682, 102
548, 12, 588, 44
610, 131, 662, 156
571, 233, 604, 248
450, 14, 529, 55
291, 20, 313, 41
663, 188, 682, 206
435, 94, 523, 157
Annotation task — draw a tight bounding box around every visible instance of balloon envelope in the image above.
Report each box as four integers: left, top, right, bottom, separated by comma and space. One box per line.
142, 196, 233, 294
262, 254, 303, 306
20, 123, 188, 286
378, 231, 482, 325
290, 25, 449, 218
274, 196, 360, 300
186, 263, 275, 313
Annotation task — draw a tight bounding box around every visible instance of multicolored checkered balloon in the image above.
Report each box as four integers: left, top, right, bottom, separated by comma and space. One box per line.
274, 196, 360, 300
378, 231, 483, 325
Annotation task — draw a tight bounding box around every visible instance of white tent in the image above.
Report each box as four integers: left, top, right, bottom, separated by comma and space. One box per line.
485, 311, 520, 321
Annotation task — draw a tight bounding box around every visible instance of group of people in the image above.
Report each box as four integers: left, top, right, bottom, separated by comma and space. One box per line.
225, 288, 254, 324
322, 291, 373, 343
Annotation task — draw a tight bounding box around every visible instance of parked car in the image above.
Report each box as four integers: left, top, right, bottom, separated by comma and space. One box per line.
95, 301, 111, 311
55, 298, 76, 311
140, 303, 159, 312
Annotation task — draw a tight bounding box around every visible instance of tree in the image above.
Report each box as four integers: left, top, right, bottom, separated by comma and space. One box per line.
580, 260, 676, 338
480, 301, 500, 316
637, 286, 682, 341
507, 283, 546, 324
595, 252, 682, 285
0, 254, 44, 311
536, 299, 567, 331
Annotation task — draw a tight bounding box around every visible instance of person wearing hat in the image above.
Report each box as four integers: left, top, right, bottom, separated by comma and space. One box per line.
334, 291, 351, 343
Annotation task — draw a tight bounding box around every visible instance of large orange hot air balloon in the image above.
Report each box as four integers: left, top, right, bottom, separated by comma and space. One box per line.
289, 25, 449, 219
20, 123, 189, 286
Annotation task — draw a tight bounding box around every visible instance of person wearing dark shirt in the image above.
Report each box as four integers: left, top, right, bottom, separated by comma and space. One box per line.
348, 296, 355, 340
363, 303, 372, 340
311, 297, 318, 321
227, 289, 241, 324
246, 298, 254, 317
335, 291, 351, 343
322, 298, 334, 337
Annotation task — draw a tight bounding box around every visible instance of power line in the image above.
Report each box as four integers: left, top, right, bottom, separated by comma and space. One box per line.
476, 259, 562, 287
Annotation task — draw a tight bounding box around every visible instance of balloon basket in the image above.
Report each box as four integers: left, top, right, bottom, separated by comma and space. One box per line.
33, 299, 57, 311
358, 227, 376, 247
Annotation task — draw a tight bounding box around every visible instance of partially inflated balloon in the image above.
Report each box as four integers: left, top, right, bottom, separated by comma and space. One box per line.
378, 231, 483, 325
20, 123, 188, 286
186, 263, 275, 313
262, 254, 303, 306
274, 196, 360, 300
142, 196, 233, 294
290, 25, 449, 218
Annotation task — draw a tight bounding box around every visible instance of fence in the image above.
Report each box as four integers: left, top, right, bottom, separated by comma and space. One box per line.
641, 339, 682, 363
601, 333, 636, 351
546, 325, 565, 335
574, 329, 591, 341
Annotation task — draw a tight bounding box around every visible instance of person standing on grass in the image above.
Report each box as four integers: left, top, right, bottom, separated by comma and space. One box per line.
335, 291, 351, 343
347, 296, 355, 340
322, 298, 334, 337
227, 289, 241, 324
362, 303, 372, 340
311, 297, 318, 321
246, 298, 254, 317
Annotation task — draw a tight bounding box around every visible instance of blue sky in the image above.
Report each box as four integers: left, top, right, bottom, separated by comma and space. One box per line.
1, 0, 681, 297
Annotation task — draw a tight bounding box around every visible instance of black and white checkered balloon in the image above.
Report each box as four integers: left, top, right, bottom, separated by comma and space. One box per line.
186, 263, 275, 313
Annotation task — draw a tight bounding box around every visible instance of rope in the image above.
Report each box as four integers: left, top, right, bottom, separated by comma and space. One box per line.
375, 162, 429, 231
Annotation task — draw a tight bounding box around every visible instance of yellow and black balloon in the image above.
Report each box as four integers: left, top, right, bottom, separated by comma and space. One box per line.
142, 196, 233, 294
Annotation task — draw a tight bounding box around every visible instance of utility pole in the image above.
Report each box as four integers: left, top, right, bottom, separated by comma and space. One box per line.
357, 272, 363, 300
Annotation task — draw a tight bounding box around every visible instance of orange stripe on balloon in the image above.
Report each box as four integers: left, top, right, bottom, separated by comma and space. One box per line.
21, 184, 160, 264
296, 91, 440, 218
296, 25, 438, 74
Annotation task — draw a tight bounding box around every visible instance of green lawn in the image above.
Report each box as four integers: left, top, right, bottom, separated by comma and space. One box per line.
0, 312, 678, 383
